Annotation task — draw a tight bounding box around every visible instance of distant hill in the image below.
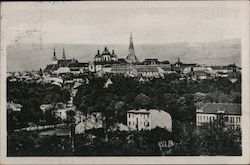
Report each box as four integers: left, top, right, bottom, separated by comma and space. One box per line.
6, 39, 241, 72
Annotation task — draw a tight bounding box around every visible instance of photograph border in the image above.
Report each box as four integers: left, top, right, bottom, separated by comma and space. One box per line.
0, 1, 249, 164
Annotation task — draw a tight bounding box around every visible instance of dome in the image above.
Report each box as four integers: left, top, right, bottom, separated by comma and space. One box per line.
102, 47, 111, 55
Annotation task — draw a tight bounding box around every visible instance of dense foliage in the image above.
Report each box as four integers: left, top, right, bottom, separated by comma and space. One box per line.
7, 81, 70, 130
74, 74, 241, 127
7, 74, 242, 156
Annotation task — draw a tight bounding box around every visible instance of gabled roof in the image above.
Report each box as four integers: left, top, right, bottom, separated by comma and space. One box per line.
58, 59, 73, 67
197, 103, 241, 115
117, 58, 128, 64
44, 64, 59, 72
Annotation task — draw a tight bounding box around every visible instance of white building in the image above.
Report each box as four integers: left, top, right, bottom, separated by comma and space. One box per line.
196, 103, 241, 130
75, 112, 103, 134
127, 109, 172, 132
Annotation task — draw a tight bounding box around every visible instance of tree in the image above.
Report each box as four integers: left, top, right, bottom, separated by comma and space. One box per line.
66, 110, 76, 125
135, 93, 150, 109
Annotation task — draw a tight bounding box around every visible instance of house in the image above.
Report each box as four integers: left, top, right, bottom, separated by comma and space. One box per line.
75, 112, 103, 134
196, 103, 241, 130
104, 78, 113, 88
7, 102, 22, 112
127, 109, 172, 131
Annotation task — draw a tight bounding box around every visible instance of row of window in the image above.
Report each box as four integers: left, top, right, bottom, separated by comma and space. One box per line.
229, 116, 241, 123
141, 72, 158, 75
128, 121, 150, 127
197, 115, 241, 123
197, 115, 215, 122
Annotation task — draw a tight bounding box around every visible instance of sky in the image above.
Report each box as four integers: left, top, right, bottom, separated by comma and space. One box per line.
1, 1, 243, 46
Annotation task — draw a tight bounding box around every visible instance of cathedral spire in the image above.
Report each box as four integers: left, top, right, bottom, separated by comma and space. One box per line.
126, 32, 138, 64
129, 32, 134, 49
62, 47, 66, 60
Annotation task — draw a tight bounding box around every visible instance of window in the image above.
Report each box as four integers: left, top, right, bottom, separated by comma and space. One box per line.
128, 121, 131, 125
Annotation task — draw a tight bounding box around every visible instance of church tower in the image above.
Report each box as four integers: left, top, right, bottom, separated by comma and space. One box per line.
126, 33, 139, 64
62, 47, 66, 60
52, 48, 58, 64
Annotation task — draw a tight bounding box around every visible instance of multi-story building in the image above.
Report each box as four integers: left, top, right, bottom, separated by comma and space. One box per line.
127, 109, 172, 131
196, 103, 241, 130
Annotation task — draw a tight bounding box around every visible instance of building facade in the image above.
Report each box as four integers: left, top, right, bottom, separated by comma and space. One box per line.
127, 109, 172, 131
196, 103, 241, 130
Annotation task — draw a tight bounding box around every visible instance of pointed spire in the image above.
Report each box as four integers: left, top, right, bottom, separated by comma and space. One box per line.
62, 47, 66, 60
126, 32, 138, 63
178, 56, 180, 63
52, 47, 58, 64
52, 47, 57, 60
129, 32, 134, 49
53, 47, 56, 56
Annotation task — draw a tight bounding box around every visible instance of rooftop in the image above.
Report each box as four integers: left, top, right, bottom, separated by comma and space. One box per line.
197, 103, 241, 115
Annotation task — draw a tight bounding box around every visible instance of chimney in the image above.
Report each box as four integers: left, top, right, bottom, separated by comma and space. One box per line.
97, 50, 100, 54
112, 50, 114, 54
